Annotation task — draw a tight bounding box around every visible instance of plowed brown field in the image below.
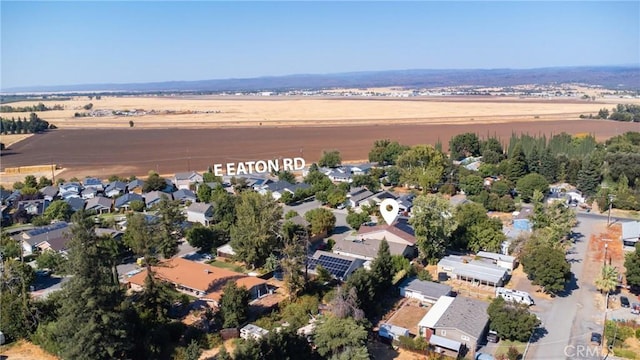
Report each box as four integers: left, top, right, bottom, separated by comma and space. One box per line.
1, 119, 638, 180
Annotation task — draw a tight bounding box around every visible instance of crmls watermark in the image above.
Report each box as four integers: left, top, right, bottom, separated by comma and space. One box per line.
564, 344, 606, 358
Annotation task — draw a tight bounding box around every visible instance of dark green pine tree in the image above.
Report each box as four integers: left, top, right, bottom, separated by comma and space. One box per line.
538, 148, 558, 183
577, 155, 602, 197
370, 239, 394, 299
54, 211, 132, 359
507, 144, 529, 182
527, 146, 540, 174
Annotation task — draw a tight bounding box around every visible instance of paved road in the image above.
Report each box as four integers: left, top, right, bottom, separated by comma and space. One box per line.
526, 213, 605, 360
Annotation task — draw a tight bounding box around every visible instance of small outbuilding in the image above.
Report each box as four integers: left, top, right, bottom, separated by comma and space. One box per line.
379, 323, 410, 341
399, 278, 453, 304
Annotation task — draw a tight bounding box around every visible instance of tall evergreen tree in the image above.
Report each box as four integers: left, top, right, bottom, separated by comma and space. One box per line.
507, 144, 528, 182
154, 196, 186, 258
577, 155, 602, 197
538, 148, 558, 183
218, 281, 250, 328
54, 212, 132, 359
370, 240, 394, 299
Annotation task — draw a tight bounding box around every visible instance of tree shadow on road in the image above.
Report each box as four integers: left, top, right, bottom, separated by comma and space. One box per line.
556, 272, 580, 298
332, 225, 351, 235
570, 230, 585, 243
530, 326, 549, 343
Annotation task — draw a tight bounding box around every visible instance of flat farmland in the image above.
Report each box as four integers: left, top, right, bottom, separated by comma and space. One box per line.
1, 95, 635, 129
2, 119, 638, 180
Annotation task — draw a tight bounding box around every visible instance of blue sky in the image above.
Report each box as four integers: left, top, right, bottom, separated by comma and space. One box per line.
1, 1, 639, 89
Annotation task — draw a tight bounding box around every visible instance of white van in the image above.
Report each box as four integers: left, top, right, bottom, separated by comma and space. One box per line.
495, 287, 534, 306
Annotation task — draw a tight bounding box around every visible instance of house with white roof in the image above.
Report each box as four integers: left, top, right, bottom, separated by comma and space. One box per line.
622, 221, 640, 248
437, 255, 509, 287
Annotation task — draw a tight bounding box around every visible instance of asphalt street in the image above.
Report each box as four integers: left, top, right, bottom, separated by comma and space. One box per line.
526, 212, 608, 360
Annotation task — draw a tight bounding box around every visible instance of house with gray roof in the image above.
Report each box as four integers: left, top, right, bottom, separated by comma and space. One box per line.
258, 180, 311, 201
326, 167, 353, 183
418, 296, 489, 358
80, 187, 98, 200
143, 191, 171, 208
83, 177, 104, 191
59, 182, 82, 199
40, 186, 59, 202
622, 221, 640, 247
437, 255, 509, 287
64, 197, 86, 212
127, 179, 145, 194
186, 202, 214, 226
333, 237, 414, 261
347, 187, 374, 208
350, 163, 375, 176
0, 188, 13, 204
172, 189, 197, 204
105, 181, 127, 198
17, 199, 50, 216
85, 196, 112, 214
174, 171, 203, 190
14, 222, 71, 255
399, 278, 453, 304
114, 193, 143, 211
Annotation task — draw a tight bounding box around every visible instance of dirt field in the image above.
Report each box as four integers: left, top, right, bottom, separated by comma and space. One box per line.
2, 95, 637, 129
0, 340, 59, 360
1, 119, 638, 181
384, 299, 431, 335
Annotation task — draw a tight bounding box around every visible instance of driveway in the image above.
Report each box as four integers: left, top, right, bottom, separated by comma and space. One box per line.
525, 213, 607, 359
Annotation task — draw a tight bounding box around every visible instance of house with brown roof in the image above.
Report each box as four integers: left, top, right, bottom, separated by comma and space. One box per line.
127, 258, 269, 306
356, 220, 416, 246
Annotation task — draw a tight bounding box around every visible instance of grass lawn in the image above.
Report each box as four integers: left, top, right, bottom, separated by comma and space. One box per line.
494, 339, 527, 359
207, 260, 247, 273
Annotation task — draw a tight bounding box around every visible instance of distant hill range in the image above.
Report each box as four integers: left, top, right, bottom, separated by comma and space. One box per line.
5, 66, 639, 93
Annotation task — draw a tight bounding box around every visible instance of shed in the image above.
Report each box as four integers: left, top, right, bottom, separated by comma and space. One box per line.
217, 244, 236, 258
430, 334, 462, 356
476, 251, 517, 271
240, 324, 269, 340
379, 323, 410, 341
399, 278, 452, 304
622, 221, 640, 247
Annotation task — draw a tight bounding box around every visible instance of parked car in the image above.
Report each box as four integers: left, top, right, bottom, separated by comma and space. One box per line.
621, 296, 630, 308
487, 330, 499, 343
590, 332, 602, 346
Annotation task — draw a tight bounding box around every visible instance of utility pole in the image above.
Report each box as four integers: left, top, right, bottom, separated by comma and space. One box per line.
607, 194, 615, 227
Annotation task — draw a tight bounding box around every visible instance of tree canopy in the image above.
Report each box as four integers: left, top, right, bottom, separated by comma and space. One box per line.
318, 150, 342, 168
396, 145, 447, 191
304, 207, 336, 236
487, 297, 540, 342
230, 191, 282, 269
218, 281, 250, 328
409, 194, 456, 261
313, 316, 369, 360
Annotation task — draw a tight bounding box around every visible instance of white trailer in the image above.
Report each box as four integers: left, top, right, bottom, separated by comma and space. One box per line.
495, 287, 534, 306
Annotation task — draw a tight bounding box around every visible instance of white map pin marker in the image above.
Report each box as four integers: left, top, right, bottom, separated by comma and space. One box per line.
379, 198, 400, 225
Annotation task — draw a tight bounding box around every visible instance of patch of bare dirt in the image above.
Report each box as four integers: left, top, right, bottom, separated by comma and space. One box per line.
0, 340, 59, 360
